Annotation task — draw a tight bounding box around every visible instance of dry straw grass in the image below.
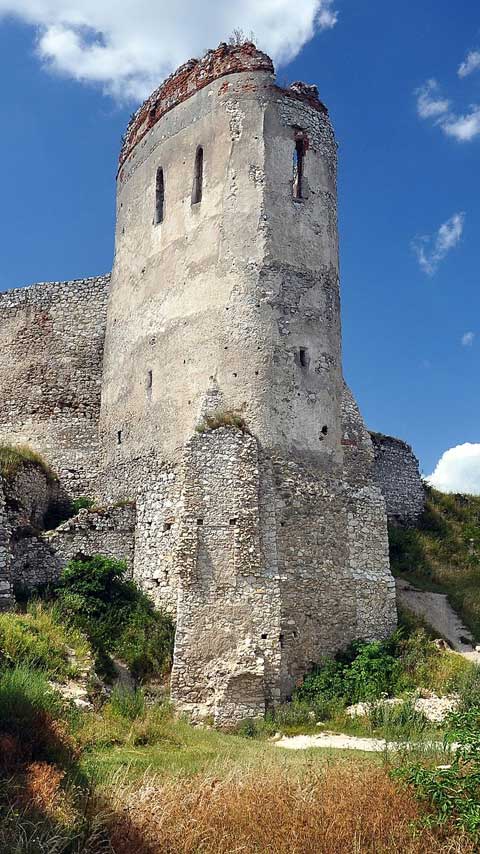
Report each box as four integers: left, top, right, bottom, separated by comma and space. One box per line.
105, 763, 474, 854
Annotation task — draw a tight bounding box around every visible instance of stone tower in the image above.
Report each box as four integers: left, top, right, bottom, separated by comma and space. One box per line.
99, 42, 396, 725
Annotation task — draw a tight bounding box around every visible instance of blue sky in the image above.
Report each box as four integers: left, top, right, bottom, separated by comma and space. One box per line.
0, 0, 478, 488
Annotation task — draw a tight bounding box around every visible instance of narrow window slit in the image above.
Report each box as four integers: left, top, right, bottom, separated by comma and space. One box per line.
155, 167, 164, 224
292, 133, 307, 199
191, 146, 203, 205
117, 430, 122, 445
147, 370, 153, 391
299, 347, 308, 368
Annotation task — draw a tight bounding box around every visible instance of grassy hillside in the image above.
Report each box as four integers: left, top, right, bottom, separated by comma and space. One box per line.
389, 486, 480, 639
1, 551, 480, 851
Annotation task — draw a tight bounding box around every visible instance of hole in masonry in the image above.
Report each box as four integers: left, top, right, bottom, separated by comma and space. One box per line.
163, 522, 173, 532
279, 633, 285, 648
299, 347, 308, 368
261, 633, 268, 640
321, 425, 328, 435
229, 518, 237, 526
233, 372, 237, 377
197, 518, 204, 526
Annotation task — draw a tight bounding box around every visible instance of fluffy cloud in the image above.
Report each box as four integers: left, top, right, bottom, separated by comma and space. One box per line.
416, 60, 480, 142
461, 331, 475, 347
412, 212, 465, 276
427, 443, 480, 495
441, 106, 480, 142
415, 79, 450, 119
458, 49, 480, 78
0, 0, 338, 101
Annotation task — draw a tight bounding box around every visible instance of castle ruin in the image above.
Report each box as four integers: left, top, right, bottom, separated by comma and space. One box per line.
0, 43, 420, 724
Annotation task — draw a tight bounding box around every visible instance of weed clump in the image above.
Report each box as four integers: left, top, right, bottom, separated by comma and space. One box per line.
196, 410, 248, 434
0, 443, 56, 482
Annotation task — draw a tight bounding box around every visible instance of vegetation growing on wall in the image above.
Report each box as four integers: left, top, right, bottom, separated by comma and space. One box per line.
0, 443, 55, 482
195, 410, 248, 433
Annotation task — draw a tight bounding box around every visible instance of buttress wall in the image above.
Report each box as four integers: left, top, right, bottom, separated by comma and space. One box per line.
0, 276, 110, 496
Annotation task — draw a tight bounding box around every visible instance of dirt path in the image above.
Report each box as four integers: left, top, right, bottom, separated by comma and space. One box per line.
275, 733, 392, 751
274, 732, 454, 752
396, 578, 480, 660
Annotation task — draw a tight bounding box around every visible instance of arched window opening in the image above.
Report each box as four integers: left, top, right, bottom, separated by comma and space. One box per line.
191, 146, 203, 205
292, 133, 307, 199
155, 167, 164, 225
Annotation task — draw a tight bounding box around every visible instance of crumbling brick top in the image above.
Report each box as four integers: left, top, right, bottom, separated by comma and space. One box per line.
119, 42, 327, 172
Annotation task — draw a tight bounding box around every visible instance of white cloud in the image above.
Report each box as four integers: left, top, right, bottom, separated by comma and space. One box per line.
427, 443, 480, 495
412, 212, 465, 276
415, 79, 450, 119
0, 0, 338, 101
461, 331, 475, 347
458, 49, 480, 78
441, 106, 480, 142
415, 69, 480, 143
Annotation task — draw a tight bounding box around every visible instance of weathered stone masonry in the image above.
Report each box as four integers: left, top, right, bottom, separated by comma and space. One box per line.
0, 275, 110, 497
98, 42, 397, 723
370, 432, 425, 525
0, 461, 135, 604
0, 43, 425, 723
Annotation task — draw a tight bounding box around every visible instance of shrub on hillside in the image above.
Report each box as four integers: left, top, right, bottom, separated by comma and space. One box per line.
56, 555, 174, 681
397, 706, 480, 840
296, 637, 401, 707
295, 629, 471, 711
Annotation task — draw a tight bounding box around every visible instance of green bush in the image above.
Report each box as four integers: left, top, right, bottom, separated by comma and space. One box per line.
340, 640, 401, 703
396, 707, 480, 839
56, 555, 175, 681
71, 496, 95, 515
296, 637, 401, 707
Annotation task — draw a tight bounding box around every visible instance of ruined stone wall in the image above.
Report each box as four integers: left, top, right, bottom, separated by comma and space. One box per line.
170, 428, 282, 725
370, 432, 425, 525
0, 275, 110, 497
46, 504, 136, 574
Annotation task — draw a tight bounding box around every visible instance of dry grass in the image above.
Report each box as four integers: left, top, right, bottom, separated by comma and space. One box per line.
0, 442, 55, 481
196, 410, 249, 434
104, 763, 474, 854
